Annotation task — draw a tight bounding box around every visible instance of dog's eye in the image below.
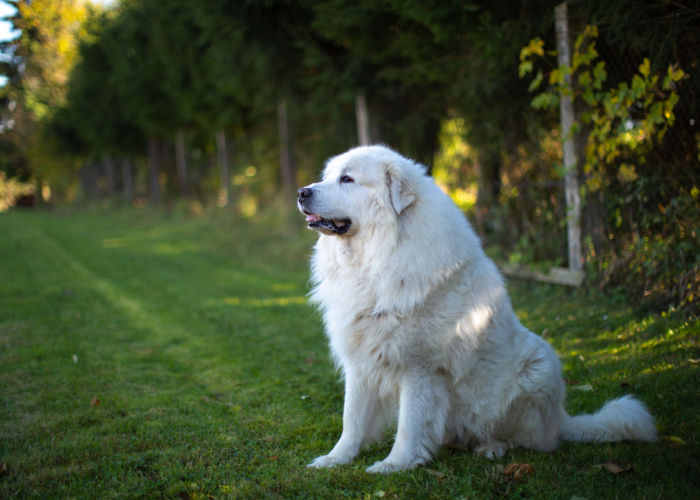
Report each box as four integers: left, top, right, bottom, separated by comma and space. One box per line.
340, 175, 354, 184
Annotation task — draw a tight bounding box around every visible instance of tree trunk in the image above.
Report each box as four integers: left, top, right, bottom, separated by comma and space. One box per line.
79, 164, 90, 200
148, 137, 161, 206
474, 148, 501, 234
216, 129, 230, 207
34, 174, 44, 206
277, 97, 296, 194
175, 129, 189, 196
103, 155, 115, 196
80, 163, 98, 200
88, 163, 99, 200
121, 158, 134, 202
355, 93, 370, 146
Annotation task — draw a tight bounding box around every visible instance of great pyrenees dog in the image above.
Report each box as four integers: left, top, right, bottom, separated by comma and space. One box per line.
297, 145, 656, 473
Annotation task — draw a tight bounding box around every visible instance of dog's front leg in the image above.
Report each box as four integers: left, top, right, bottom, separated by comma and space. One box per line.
366, 370, 447, 473
309, 370, 378, 468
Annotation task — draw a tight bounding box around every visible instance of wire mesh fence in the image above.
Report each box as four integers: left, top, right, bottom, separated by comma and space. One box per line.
459, 1, 699, 310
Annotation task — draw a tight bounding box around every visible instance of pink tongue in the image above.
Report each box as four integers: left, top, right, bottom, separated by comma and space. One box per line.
305, 214, 322, 223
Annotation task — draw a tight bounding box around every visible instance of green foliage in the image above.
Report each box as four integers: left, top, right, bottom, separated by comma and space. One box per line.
432, 117, 477, 211
520, 25, 698, 314
0, 209, 698, 498
2, 1, 697, 313
55, 7, 142, 157
2, 1, 557, 203
520, 26, 685, 194
601, 176, 700, 314
0, 0, 87, 198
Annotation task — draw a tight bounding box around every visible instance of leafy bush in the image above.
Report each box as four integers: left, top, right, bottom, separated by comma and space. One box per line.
520, 26, 698, 315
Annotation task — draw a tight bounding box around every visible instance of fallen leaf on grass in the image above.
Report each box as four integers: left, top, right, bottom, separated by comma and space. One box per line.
663, 435, 686, 446
592, 461, 633, 475
425, 468, 447, 479
90, 397, 100, 407
571, 383, 593, 392
503, 462, 534, 482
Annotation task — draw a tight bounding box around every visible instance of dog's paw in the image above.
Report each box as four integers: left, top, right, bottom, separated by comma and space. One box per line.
366, 458, 420, 473
308, 454, 350, 469
475, 440, 508, 459
366, 460, 403, 474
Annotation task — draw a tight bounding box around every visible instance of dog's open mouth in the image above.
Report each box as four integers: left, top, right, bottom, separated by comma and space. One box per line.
304, 213, 351, 235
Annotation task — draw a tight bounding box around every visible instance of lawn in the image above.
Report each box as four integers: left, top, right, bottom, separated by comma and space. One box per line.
0, 207, 697, 499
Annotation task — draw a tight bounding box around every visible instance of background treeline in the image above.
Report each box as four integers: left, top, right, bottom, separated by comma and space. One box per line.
0, 0, 698, 314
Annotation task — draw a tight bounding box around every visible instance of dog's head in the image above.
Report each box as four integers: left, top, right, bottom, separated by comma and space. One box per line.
297, 146, 422, 236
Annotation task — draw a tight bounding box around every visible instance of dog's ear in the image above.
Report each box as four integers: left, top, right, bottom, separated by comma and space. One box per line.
386, 165, 416, 215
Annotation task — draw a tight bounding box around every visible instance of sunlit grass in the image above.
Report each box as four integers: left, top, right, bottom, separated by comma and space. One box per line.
0, 207, 697, 498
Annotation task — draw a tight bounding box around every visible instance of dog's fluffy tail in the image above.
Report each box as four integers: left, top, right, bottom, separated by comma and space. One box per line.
560, 395, 657, 443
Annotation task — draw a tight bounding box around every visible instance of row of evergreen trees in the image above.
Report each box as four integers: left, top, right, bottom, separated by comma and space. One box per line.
1, 0, 697, 312
2, 0, 555, 204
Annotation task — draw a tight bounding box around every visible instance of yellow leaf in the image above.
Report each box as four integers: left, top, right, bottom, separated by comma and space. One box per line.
520, 38, 544, 61
668, 64, 685, 82
618, 163, 638, 183
593, 461, 633, 475
663, 435, 686, 446
519, 60, 533, 77
639, 58, 650, 77
503, 463, 534, 482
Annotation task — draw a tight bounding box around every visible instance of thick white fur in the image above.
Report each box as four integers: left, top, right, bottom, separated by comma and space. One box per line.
300, 145, 657, 473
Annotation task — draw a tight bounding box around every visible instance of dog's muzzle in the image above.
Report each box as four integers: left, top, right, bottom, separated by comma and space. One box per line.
297, 186, 351, 235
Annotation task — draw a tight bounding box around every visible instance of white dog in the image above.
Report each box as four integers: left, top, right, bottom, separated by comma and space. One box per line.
297, 145, 656, 473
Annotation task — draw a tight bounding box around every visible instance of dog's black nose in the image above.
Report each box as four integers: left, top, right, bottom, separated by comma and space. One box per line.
297, 187, 312, 201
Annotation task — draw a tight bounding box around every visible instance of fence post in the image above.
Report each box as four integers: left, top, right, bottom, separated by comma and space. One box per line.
555, 1, 583, 273
355, 93, 370, 146
121, 158, 134, 203
175, 129, 189, 196
147, 137, 161, 206
216, 129, 230, 207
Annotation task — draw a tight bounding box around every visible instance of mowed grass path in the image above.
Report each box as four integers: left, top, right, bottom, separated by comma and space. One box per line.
0, 208, 697, 499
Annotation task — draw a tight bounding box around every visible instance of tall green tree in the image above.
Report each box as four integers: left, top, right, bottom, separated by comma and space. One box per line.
55, 8, 140, 157
0, 0, 86, 201
302, 0, 466, 165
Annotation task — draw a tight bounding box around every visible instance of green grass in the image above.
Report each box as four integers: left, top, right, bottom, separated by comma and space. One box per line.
0, 207, 698, 499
